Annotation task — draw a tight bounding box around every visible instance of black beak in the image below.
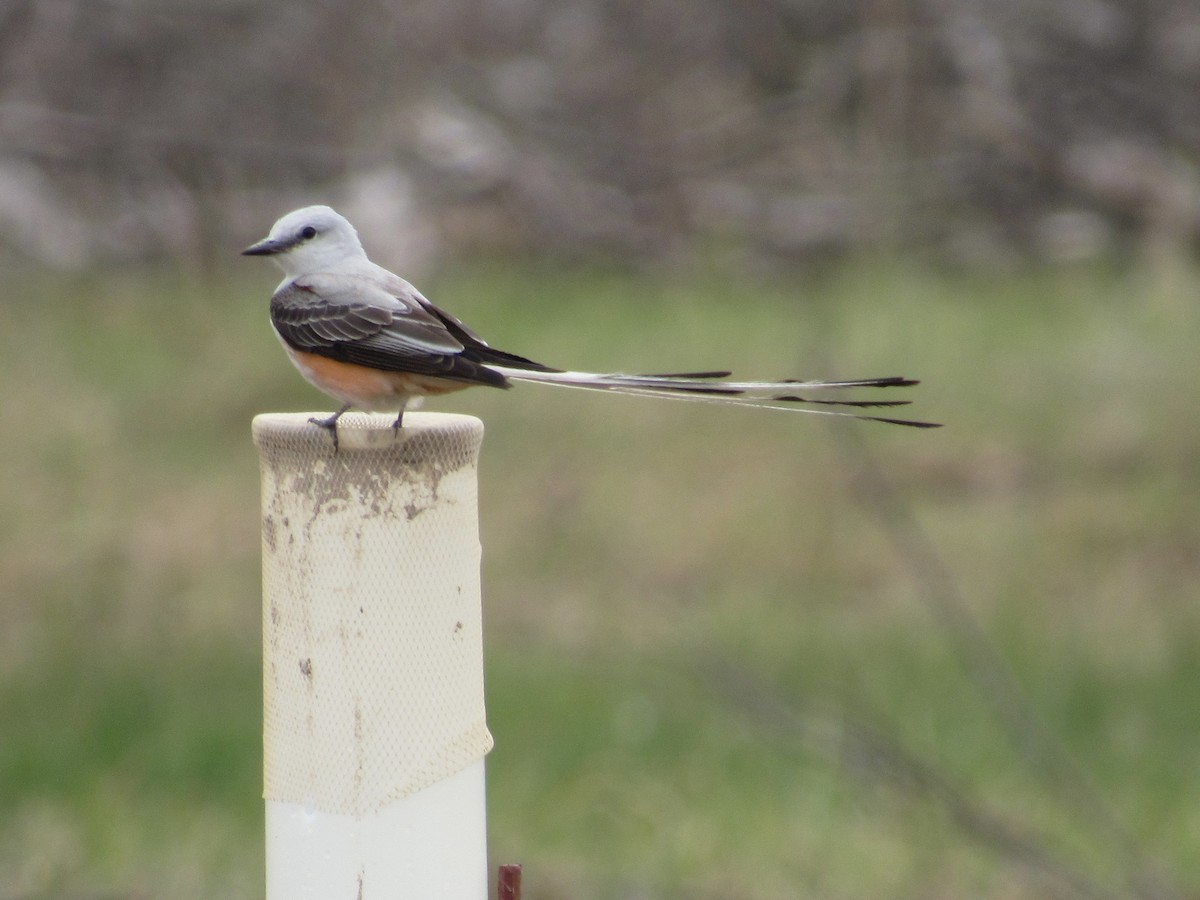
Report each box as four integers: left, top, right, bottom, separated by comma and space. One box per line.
242, 237, 288, 256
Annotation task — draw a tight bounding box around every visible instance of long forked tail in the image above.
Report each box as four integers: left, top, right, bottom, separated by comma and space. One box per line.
488, 367, 941, 428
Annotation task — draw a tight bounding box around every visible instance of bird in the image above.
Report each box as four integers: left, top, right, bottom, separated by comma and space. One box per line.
243, 205, 939, 449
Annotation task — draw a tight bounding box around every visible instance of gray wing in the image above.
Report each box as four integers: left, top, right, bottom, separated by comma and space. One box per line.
270, 273, 510, 386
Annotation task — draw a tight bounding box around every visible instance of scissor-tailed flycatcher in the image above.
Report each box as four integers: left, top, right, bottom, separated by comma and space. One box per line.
244, 206, 939, 447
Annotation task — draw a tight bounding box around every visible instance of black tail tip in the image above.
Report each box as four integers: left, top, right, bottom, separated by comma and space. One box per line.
882, 417, 942, 428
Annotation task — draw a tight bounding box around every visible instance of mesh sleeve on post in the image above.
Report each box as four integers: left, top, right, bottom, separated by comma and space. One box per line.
253, 412, 493, 816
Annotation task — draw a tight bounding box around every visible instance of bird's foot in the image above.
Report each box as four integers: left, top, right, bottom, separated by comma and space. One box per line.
308, 404, 350, 453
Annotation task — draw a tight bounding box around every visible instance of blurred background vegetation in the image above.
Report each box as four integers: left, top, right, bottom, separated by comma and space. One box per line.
2, 1, 1199, 898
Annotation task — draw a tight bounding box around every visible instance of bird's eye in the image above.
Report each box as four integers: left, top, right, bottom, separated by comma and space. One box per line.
300, 226, 317, 240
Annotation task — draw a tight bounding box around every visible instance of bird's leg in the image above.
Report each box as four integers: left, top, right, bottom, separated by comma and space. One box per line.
309, 403, 351, 452
391, 406, 405, 435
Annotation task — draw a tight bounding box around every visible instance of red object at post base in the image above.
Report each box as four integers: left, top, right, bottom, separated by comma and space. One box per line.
498, 864, 522, 900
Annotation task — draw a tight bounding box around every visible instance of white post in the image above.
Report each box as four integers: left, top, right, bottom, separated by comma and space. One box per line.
253, 411, 492, 900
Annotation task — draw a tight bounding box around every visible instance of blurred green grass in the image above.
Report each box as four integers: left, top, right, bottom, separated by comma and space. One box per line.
1, 259, 1197, 899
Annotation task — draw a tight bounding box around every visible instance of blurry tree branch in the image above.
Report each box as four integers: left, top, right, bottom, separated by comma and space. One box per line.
818, 421, 1180, 900
707, 658, 1173, 900
1, 0, 1199, 269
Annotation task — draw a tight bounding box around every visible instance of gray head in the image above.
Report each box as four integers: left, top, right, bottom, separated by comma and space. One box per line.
242, 206, 367, 276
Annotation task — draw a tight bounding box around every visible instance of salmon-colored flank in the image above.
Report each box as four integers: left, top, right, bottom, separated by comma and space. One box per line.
288, 349, 471, 408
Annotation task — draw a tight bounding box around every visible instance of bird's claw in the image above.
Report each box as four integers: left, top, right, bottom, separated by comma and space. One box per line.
308, 407, 348, 453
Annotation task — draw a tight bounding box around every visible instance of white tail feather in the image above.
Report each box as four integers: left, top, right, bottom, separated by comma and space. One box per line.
489, 367, 941, 428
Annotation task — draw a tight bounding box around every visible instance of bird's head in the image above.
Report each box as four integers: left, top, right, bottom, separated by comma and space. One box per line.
242, 206, 367, 276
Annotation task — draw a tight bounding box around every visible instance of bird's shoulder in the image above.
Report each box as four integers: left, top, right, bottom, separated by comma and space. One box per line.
270, 270, 469, 355
303, 265, 495, 350
273, 269, 414, 311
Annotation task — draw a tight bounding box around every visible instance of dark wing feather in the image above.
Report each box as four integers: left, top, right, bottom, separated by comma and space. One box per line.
270, 275, 510, 387
411, 292, 560, 373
